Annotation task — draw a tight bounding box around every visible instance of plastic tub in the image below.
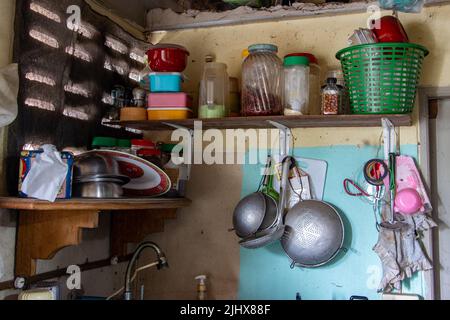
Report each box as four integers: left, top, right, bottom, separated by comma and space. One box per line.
147, 92, 192, 108
120, 107, 147, 121
147, 107, 192, 120
146, 44, 190, 72
148, 72, 183, 92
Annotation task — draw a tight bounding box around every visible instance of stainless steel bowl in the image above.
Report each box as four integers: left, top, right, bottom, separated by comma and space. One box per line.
73, 181, 123, 198
233, 192, 267, 238
74, 153, 120, 178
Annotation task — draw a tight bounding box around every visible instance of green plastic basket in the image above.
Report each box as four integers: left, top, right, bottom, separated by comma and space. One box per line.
336, 43, 429, 114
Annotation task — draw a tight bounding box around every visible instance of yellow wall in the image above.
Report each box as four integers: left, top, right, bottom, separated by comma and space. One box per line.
142, 4, 450, 299
154, 4, 450, 147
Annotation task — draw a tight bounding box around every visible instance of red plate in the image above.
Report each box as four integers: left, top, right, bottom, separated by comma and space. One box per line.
85, 150, 171, 197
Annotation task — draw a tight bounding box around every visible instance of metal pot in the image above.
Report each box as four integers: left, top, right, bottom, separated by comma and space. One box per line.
73, 181, 124, 198
73, 153, 121, 178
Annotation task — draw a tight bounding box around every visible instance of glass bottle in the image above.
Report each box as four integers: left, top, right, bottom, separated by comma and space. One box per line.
242, 44, 283, 116
321, 78, 343, 115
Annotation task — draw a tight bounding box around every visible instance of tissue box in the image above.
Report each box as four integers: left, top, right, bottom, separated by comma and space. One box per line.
18, 150, 74, 199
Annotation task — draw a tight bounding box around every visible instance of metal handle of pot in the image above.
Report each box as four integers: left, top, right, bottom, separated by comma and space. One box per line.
278, 156, 294, 224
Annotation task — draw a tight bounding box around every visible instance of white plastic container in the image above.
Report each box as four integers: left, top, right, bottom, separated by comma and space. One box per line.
283, 55, 310, 115
199, 55, 229, 119
285, 53, 321, 115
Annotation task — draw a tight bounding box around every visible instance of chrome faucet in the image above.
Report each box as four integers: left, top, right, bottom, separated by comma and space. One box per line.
124, 241, 168, 300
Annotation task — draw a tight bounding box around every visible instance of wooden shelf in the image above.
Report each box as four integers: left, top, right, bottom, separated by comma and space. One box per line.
0, 197, 191, 211
109, 114, 412, 131
0, 197, 191, 276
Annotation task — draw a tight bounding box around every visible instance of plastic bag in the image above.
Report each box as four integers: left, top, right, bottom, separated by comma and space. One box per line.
21, 145, 69, 202
0, 64, 19, 128
378, 0, 424, 13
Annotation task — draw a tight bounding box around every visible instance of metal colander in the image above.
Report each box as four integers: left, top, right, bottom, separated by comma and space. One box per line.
281, 200, 345, 268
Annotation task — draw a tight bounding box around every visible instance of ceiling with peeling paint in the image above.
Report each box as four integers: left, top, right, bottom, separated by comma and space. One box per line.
96, 0, 355, 27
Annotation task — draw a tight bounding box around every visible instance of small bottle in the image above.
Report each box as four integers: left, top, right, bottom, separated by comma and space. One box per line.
321, 77, 343, 115
195, 275, 207, 301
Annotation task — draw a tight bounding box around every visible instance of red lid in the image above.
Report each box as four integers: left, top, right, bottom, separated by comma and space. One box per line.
147, 44, 190, 55
137, 148, 161, 156
131, 139, 155, 148
285, 53, 318, 65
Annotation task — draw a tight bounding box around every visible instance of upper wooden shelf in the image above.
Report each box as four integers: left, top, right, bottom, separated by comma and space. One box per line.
110, 114, 412, 131
0, 197, 192, 211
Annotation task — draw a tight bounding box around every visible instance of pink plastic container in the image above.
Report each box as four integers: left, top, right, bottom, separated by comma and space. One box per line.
147, 93, 192, 108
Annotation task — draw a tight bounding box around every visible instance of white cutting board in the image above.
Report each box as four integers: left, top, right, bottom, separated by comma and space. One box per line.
272, 156, 328, 200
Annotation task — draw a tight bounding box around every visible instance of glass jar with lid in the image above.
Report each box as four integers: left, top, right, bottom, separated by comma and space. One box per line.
283, 55, 310, 115
241, 44, 283, 116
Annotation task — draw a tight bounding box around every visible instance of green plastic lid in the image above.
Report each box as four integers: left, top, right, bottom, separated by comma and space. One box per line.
284, 56, 310, 67
92, 137, 117, 148
117, 139, 131, 148
161, 143, 183, 153
248, 44, 278, 53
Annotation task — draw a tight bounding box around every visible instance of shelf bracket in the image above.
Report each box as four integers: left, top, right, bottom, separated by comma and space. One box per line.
15, 210, 99, 277
268, 120, 292, 158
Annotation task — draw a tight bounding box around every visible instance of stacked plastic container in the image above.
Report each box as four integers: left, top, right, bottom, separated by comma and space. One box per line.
145, 44, 193, 120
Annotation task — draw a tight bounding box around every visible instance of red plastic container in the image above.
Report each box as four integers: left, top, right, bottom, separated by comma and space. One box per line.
146, 44, 190, 72
371, 16, 409, 43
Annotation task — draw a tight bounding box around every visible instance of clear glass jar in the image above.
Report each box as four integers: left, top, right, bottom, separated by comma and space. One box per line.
283, 56, 310, 115
199, 55, 229, 119
321, 78, 343, 115
242, 44, 283, 116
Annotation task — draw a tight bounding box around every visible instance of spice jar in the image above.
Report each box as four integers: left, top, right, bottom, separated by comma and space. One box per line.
283, 55, 310, 115
321, 78, 343, 115
242, 44, 283, 116
327, 69, 349, 114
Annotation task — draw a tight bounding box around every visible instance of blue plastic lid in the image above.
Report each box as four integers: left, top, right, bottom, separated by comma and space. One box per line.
248, 44, 278, 53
